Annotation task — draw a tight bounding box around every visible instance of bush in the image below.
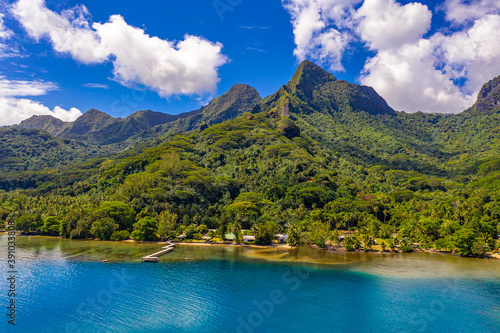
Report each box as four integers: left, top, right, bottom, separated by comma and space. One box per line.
344, 235, 361, 251
185, 224, 196, 239
91, 218, 119, 241
196, 224, 209, 235
110, 230, 130, 241
131, 217, 158, 241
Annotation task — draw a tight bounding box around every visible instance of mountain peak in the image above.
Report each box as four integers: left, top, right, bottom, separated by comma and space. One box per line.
287, 60, 336, 97
474, 75, 500, 112
83, 108, 111, 118
201, 84, 261, 124
16, 115, 68, 136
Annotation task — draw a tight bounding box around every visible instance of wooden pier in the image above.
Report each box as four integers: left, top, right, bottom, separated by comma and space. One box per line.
142, 242, 175, 262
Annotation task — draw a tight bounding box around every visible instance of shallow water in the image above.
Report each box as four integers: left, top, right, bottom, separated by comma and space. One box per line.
0, 235, 499, 332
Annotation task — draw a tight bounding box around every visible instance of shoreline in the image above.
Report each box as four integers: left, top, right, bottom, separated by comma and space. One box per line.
2, 232, 498, 260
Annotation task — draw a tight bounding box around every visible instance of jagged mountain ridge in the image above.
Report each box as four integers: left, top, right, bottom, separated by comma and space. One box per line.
16, 84, 261, 147
4, 60, 500, 177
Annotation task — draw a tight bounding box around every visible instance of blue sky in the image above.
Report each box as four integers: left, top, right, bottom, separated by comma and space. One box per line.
1, 0, 500, 125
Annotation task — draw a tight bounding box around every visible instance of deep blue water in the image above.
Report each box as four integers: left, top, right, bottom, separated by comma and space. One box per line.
1, 237, 499, 333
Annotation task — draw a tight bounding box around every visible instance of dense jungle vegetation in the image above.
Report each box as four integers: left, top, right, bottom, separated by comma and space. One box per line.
1, 61, 499, 257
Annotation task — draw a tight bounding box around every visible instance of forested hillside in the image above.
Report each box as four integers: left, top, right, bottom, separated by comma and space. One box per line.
0, 127, 110, 173
1, 61, 499, 257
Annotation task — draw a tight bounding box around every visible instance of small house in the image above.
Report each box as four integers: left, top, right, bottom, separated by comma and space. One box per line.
225, 233, 236, 241
276, 234, 288, 243
243, 235, 255, 242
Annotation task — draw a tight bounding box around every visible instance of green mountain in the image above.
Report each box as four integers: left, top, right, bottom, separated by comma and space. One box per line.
1, 61, 499, 256
474, 75, 500, 113
0, 83, 263, 174
55, 108, 201, 145
0, 127, 107, 174
17, 115, 69, 136
115, 83, 261, 148
15, 83, 261, 148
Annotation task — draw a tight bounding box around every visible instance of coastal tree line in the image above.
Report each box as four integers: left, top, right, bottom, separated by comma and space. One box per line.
1, 112, 499, 257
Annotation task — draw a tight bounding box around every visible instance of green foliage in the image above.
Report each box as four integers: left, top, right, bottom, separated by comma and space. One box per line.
91, 218, 119, 241
344, 235, 361, 251
99, 201, 135, 231
157, 210, 178, 240
185, 224, 197, 239
131, 217, 158, 241
287, 223, 303, 246
196, 224, 209, 235
110, 230, 130, 241
254, 222, 277, 245
2, 63, 500, 258
305, 221, 331, 248
15, 214, 41, 233
0, 128, 107, 174
39, 216, 61, 236
452, 228, 476, 257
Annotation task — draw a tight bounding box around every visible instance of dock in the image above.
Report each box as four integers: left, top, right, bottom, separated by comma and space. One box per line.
142, 242, 175, 262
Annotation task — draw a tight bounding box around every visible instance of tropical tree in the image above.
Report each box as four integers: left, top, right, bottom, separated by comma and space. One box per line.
286, 223, 303, 246
99, 201, 135, 231
131, 217, 158, 241
91, 218, 119, 241
158, 210, 178, 240
254, 221, 277, 245
344, 235, 361, 251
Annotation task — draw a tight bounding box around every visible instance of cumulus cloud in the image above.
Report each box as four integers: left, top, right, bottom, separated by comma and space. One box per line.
435, 14, 500, 93
12, 0, 108, 64
12, 0, 228, 97
444, 0, 500, 25
282, 0, 361, 71
355, 0, 432, 50
283, 0, 500, 113
360, 40, 474, 113
94, 15, 227, 97
0, 77, 82, 126
0, 97, 82, 125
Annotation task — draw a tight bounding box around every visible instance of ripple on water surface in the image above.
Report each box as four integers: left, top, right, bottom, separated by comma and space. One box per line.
1, 235, 499, 333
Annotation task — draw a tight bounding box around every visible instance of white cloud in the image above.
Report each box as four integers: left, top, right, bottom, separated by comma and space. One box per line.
444, 0, 500, 25
0, 13, 13, 39
355, 0, 432, 50
436, 14, 500, 93
12, 0, 229, 97
0, 97, 82, 125
239, 26, 270, 30
0, 13, 23, 59
0, 76, 57, 96
282, 0, 361, 71
283, 0, 500, 113
0, 77, 82, 126
360, 40, 474, 113
82, 83, 109, 89
12, 0, 109, 64
94, 15, 228, 97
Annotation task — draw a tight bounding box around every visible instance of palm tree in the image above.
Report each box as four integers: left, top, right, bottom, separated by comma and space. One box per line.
228, 221, 242, 244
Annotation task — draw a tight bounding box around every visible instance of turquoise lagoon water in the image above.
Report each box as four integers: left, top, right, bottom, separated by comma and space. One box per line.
0, 235, 499, 333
